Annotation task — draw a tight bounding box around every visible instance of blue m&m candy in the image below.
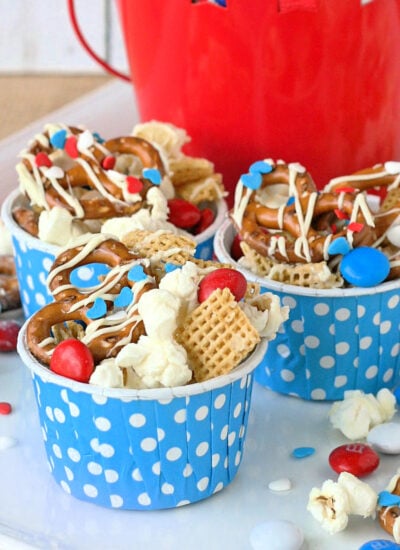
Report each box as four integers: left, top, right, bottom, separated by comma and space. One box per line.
359, 540, 400, 550
340, 247, 390, 287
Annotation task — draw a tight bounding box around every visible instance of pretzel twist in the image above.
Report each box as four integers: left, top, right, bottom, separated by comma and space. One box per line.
378, 476, 400, 542
17, 125, 166, 226
26, 235, 155, 365
0, 255, 20, 312
326, 163, 400, 238
232, 161, 376, 264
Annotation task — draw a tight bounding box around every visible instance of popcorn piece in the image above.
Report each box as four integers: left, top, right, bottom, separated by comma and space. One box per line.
329, 389, 396, 440
115, 289, 192, 389
307, 472, 377, 534
307, 479, 350, 534
101, 187, 182, 241
89, 358, 124, 389
240, 292, 289, 339
132, 120, 190, 159
38, 207, 88, 246
337, 472, 377, 518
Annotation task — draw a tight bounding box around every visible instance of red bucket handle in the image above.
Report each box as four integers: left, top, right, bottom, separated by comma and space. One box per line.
67, 0, 131, 82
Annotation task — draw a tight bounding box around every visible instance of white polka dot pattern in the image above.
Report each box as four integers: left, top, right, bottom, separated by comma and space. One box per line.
255, 288, 400, 400
31, 371, 254, 510
11, 236, 55, 317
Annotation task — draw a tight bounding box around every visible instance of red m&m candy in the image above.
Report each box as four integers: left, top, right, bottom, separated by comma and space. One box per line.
167, 198, 202, 229
329, 443, 380, 477
193, 207, 214, 234
198, 268, 247, 303
50, 339, 94, 383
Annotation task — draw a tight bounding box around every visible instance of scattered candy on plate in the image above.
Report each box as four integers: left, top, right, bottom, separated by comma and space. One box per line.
249, 519, 304, 550
329, 443, 380, 477
0, 320, 21, 352
0, 402, 12, 415
367, 423, 400, 455
268, 478, 292, 493
291, 446, 315, 459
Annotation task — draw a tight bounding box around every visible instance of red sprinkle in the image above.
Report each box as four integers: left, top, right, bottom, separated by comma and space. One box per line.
102, 155, 116, 170
347, 222, 364, 232
65, 135, 79, 158
0, 402, 12, 415
126, 176, 143, 194
334, 186, 357, 194
334, 208, 349, 220
35, 152, 52, 168
330, 223, 337, 233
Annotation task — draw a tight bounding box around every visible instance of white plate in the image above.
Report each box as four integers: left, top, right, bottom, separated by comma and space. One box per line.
0, 80, 398, 550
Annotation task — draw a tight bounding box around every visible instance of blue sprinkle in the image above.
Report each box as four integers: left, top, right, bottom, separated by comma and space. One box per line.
249, 160, 273, 175
359, 540, 400, 550
165, 262, 181, 274
240, 172, 262, 191
86, 297, 107, 320
50, 129, 67, 149
378, 491, 400, 507
286, 196, 295, 207
292, 446, 315, 459
114, 287, 134, 308
327, 236, 351, 257
128, 265, 147, 282
70, 263, 110, 289
143, 168, 162, 185
93, 132, 105, 143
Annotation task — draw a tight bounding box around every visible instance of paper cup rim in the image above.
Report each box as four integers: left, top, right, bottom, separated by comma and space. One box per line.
1, 189, 59, 255
194, 198, 228, 244
2, 189, 227, 252
214, 218, 400, 298
17, 320, 266, 399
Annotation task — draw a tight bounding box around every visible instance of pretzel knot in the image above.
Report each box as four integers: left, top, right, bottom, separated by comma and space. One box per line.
17, 125, 166, 225
231, 161, 376, 264
378, 476, 400, 542
326, 162, 400, 239
26, 235, 156, 366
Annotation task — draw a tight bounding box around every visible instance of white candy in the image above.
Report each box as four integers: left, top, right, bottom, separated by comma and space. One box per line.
386, 225, 400, 248
250, 520, 304, 550
384, 161, 400, 174
0, 436, 17, 451
77, 129, 94, 151
268, 478, 292, 492
44, 165, 64, 179
367, 422, 400, 454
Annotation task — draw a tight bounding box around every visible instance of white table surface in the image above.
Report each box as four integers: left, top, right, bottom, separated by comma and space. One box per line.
0, 80, 399, 550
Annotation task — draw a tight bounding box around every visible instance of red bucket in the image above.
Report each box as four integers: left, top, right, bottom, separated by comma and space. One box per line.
70, 0, 400, 202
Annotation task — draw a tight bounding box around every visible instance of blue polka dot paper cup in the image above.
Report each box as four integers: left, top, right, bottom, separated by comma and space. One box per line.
1, 190, 227, 317
214, 219, 400, 401
17, 321, 266, 510
1, 190, 57, 318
